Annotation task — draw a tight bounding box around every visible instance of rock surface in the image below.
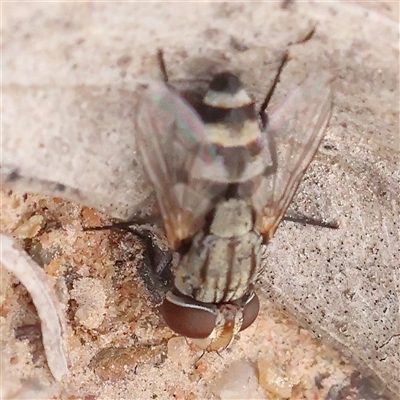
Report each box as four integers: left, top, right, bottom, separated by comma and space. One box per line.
1, 2, 398, 399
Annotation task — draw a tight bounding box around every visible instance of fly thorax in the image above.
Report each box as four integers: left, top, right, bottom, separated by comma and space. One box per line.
210, 198, 253, 238
174, 199, 262, 304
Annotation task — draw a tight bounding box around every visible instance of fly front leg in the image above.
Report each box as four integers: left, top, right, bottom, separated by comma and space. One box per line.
131, 227, 174, 306
84, 221, 174, 305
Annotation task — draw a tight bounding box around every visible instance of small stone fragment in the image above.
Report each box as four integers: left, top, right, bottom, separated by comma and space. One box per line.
212, 360, 259, 400
257, 358, 293, 398
81, 206, 103, 226
166, 336, 196, 370
90, 345, 166, 381
70, 278, 106, 329
12, 215, 43, 239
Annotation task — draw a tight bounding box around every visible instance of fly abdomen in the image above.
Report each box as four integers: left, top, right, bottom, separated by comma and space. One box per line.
199, 103, 257, 126
188, 72, 272, 183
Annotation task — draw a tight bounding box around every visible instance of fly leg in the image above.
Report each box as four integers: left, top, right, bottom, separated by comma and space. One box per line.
260, 24, 316, 176
282, 214, 339, 230
132, 227, 174, 305
157, 49, 169, 84
260, 52, 289, 177
259, 52, 289, 127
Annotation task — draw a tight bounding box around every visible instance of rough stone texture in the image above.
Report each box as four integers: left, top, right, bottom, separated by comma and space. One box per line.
1, 1, 399, 399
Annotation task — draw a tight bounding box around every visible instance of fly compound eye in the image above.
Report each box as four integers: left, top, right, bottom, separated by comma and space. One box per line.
239, 293, 260, 332
160, 292, 217, 339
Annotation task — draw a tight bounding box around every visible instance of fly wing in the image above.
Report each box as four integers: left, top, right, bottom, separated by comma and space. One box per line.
136, 80, 227, 250
253, 73, 333, 243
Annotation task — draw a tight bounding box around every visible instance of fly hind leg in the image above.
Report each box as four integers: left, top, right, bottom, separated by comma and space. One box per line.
259, 52, 289, 128
157, 49, 169, 84
260, 52, 289, 177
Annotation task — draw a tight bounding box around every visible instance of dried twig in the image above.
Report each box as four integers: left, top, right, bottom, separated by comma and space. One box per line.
0, 233, 70, 381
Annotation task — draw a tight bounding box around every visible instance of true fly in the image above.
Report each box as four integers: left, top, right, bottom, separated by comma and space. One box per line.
133, 51, 333, 350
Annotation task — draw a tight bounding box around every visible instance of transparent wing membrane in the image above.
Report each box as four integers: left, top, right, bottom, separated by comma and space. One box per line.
253, 73, 333, 241
136, 81, 228, 248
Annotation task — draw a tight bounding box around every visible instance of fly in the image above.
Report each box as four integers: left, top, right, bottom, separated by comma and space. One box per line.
130, 50, 333, 351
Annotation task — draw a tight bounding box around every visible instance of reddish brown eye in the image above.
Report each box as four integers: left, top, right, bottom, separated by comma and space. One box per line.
240, 293, 259, 332
160, 297, 217, 339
